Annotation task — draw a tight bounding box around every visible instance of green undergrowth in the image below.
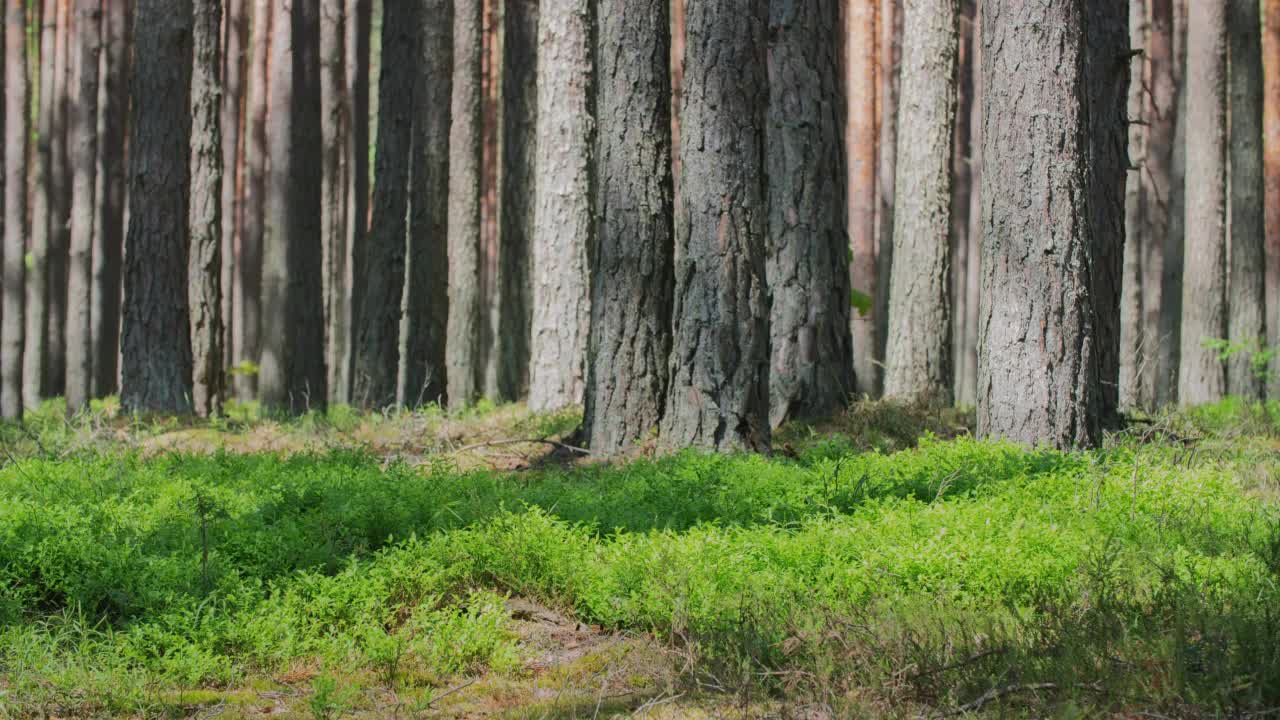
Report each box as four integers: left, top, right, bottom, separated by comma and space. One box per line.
1, 401, 1280, 716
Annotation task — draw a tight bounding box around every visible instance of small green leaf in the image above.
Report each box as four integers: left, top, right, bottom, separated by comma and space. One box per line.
850, 289, 873, 317
23, 252, 33, 270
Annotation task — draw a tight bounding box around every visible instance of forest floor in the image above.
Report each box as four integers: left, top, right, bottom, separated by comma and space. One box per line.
1, 398, 1279, 718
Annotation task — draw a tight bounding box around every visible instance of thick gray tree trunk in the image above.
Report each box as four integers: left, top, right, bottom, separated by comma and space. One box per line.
1, 0, 27, 420
25, 0, 55, 409
765, 0, 850, 426
352, 0, 416, 409
1227, 0, 1266, 399
1178, 0, 1228, 404
883, 0, 957, 406
236, 0, 269, 400
978, 0, 1124, 449
398, 0, 451, 408
91, 0, 127, 398
661, 0, 770, 452
189, 0, 224, 417
445, 0, 484, 409
528, 0, 593, 413
64, 0, 99, 417
847, 0, 877, 397
585, 0, 673, 452
260, 0, 327, 414
121, 0, 194, 414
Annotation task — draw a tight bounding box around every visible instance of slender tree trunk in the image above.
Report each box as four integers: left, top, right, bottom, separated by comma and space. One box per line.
487, 0, 536, 402
398, 0, 450, 408
45, 0, 69, 397
1, 0, 27, 420
260, 0, 326, 414
528, 0, 593, 413
847, 0, 877, 397
873, 0, 902, 395
319, 0, 345, 405
1144, 0, 1174, 406
189, 0, 224, 417
585, 0, 673, 452
25, 0, 54, 409
1227, 0, 1266, 399
221, 0, 246, 374
121, 0, 193, 414
1119, 0, 1148, 410
351, 0, 414, 409
339, 0, 369, 405
979, 0, 1124, 449
63, 0, 99, 417
949, 1, 973, 407
445, 0, 484, 408
765, 0, 851, 426
661, 0, 769, 452
959, 0, 981, 407
236, 0, 268, 400
883, 0, 957, 406
1179, 0, 1228, 404
90, 0, 126, 398
1265, 0, 1280, 384
1158, 0, 1189, 406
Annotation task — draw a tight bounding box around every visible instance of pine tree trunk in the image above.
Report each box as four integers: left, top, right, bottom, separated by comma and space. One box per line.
340, 0, 369, 405
872, 0, 902, 396
121, 0, 193, 414
319, 0, 345, 405
949, 1, 973, 408
846, 0, 877, 397
1227, 0, 1266, 400
260, 0, 326, 414
529, 0, 593, 413
883, 0, 957, 406
979, 0, 1121, 449
236, 0, 269, 400
221, 0, 246, 374
585, 0, 673, 452
1145, 0, 1175, 406
661, 0, 770, 452
766, 0, 850, 426
63, 0, 99, 417
351, 0, 415, 409
1178, 0, 1228, 404
25, 0, 55, 409
189, 0, 224, 417
1158, 0, 1189, 406
959, 0, 981, 408
45, 0, 69, 397
445, 0, 484, 408
1265, 0, 1280, 383
1119, 0, 1148, 410
398, 0, 450, 408
487, 0, 536, 402
1, 0, 27, 420
90, 0, 127, 398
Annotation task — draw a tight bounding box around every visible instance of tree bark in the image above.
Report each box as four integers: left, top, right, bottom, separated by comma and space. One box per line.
1119, 0, 1148, 410
959, 0, 981, 408
1227, 0, 1266, 400
221, 0, 246, 375
949, 1, 974, 407
661, 0, 770, 452
260, 0, 326, 414
340, 0, 369, 405
872, 0, 902, 396
846, 0, 877, 397
1157, 0, 1188, 406
486, 0, 536, 402
45, 0, 69, 397
398, 0, 450, 408
585, 0, 673, 452
90, 0, 127, 398
1266, 0, 1280, 385
883, 0, 957, 406
765, 0, 851, 426
351, 0, 415, 409
1, 0, 27, 420
25, 0, 55, 409
121, 0, 193, 414
1178, 0, 1227, 404
529, 0, 593, 413
319, 0, 346, 405
445, 0, 484, 409
189, 0, 224, 417
236, 0, 269, 400
1141, 0, 1172, 407
978, 0, 1123, 449
63, 0, 99, 417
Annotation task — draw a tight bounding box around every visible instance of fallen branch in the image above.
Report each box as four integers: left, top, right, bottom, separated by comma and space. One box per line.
427, 677, 478, 708
941, 682, 1059, 716
450, 438, 590, 456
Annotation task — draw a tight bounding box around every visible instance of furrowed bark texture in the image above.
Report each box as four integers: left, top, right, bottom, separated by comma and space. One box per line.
189, 0, 224, 417
319, 0, 346, 404
121, 0, 193, 414
1178, 0, 1227, 404
978, 0, 1111, 449
64, 0, 100, 416
661, 0, 770, 452
236, 0, 269, 400
399, 0, 451, 408
846, 0, 877, 396
260, 0, 326, 414
1, 0, 26, 420
1227, 0, 1266, 399
352, 0, 416, 409
765, 0, 850, 426
883, 0, 957, 406
446, 0, 484, 408
91, 0, 127, 398
25, 0, 55, 408
529, 0, 593, 413
585, 0, 674, 453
